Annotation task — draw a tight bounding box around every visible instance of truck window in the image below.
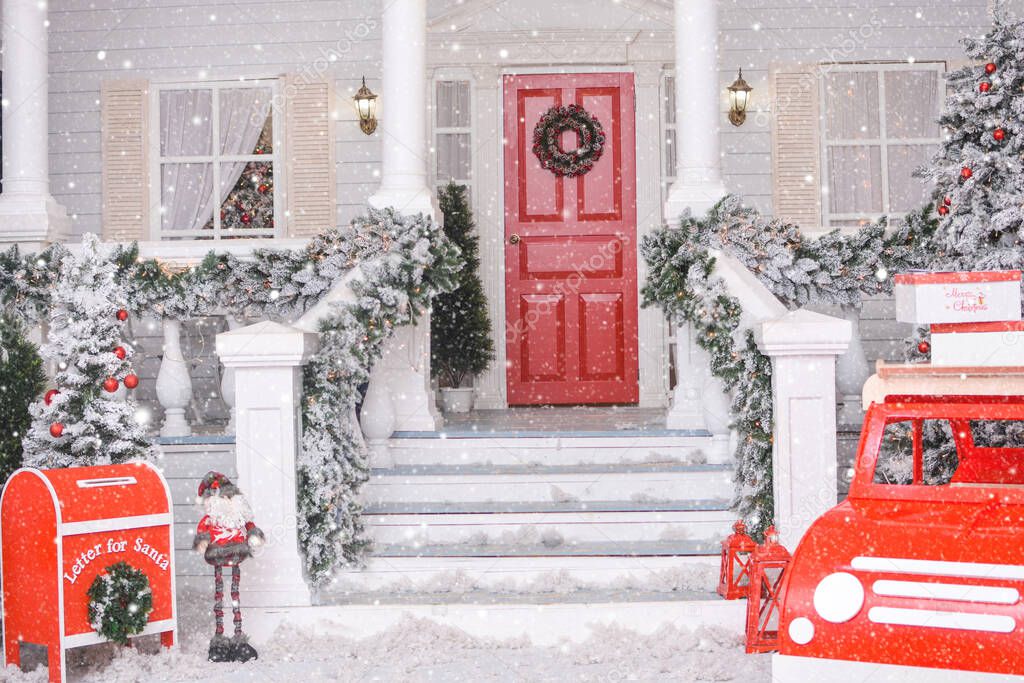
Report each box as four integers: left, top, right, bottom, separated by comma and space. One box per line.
873, 419, 957, 486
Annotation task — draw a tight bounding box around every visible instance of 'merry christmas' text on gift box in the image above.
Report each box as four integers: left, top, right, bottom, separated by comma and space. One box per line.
894, 270, 1022, 324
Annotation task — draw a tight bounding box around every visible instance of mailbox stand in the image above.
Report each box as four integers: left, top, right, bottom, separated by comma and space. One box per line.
1, 462, 177, 682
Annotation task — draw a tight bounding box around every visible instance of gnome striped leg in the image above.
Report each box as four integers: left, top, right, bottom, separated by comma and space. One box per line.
213, 564, 225, 636
231, 564, 243, 635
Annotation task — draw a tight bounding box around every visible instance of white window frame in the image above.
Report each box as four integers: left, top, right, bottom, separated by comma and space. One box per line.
819, 62, 945, 228
431, 73, 475, 198
148, 78, 284, 240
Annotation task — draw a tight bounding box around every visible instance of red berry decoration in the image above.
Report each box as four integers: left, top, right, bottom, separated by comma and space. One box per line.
980, 81, 991, 93
986, 62, 997, 74
49, 423, 64, 438
116, 308, 129, 321
938, 204, 949, 216
918, 341, 931, 354
994, 128, 1006, 142
943, 196, 952, 206
44, 389, 59, 406
103, 377, 119, 393
961, 167, 973, 180
113, 346, 127, 360
123, 374, 140, 390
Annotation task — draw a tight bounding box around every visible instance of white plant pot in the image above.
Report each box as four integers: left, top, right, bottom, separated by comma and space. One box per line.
440, 387, 475, 414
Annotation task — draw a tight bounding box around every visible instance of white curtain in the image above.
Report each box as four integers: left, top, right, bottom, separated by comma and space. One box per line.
435, 81, 471, 183
217, 88, 272, 213
160, 90, 214, 234
159, 87, 271, 234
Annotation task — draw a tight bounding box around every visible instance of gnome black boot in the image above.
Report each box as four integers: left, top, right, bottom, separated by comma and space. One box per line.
208, 634, 233, 662
230, 633, 258, 663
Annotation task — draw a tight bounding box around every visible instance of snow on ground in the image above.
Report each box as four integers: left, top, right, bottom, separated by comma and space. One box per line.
3, 614, 769, 682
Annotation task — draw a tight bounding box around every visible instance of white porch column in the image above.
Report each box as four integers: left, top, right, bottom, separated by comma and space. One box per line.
216, 321, 317, 607
664, 0, 727, 220
755, 309, 851, 550
368, 0, 433, 216
0, 0, 70, 249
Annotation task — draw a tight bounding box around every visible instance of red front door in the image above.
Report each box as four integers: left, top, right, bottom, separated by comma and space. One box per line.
503, 72, 639, 405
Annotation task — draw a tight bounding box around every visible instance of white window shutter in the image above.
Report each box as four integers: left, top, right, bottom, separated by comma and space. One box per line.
101, 79, 150, 241
770, 65, 821, 228
284, 75, 337, 237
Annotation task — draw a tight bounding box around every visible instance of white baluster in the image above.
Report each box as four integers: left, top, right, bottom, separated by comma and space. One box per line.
219, 315, 241, 434
156, 318, 192, 437
835, 306, 871, 427
667, 321, 707, 430
701, 373, 732, 465
359, 363, 396, 469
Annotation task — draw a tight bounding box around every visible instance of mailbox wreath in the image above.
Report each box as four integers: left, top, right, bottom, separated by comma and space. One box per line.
86, 561, 154, 645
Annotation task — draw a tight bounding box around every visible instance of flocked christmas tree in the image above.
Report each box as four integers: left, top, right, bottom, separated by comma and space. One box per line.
430, 182, 494, 388
919, 3, 1024, 270
22, 234, 153, 469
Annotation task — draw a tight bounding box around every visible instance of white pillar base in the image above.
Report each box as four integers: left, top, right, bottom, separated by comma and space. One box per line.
368, 187, 435, 219
0, 194, 71, 250
663, 180, 728, 223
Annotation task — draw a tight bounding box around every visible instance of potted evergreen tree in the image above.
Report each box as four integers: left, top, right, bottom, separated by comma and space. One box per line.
431, 182, 494, 413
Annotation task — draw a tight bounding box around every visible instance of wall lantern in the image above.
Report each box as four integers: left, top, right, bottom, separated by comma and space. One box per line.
354, 77, 378, 135
727, 68, 753, 127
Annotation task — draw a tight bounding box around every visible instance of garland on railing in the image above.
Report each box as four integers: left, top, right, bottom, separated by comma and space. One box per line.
642, 196, 938, 537
0, 208, 460, 581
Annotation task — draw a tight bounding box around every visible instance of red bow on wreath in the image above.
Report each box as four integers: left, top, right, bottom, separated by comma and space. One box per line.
532, 104, 607, 178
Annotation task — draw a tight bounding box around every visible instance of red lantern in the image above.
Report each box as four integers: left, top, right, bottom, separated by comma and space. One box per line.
44, 389, 59, 406
745, 525, 792, 654
102, 377, 119, 393
123, 374, 139, 390
717, 520, 757, 600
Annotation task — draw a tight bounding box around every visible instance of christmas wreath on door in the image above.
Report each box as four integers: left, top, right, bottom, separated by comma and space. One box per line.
531, 104, 607, 177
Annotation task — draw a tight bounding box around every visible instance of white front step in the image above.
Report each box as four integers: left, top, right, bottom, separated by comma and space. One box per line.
388, 434, 717, 466
362, 464, 733, 505
323, 555, 720, 597
365, 508, 734, 546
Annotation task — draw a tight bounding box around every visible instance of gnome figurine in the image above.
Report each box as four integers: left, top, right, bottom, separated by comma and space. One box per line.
193, 471, 265, 662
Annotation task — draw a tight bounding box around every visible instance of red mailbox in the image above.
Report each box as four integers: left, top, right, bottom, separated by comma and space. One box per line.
1, 462, 176, 682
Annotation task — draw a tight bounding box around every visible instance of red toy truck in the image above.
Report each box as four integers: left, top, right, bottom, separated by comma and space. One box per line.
775, 365, 1024, 681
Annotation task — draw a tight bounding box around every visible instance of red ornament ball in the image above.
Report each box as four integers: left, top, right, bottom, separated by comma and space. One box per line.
116, 308, 129, 321
961, 167, 973, 180
102, 377, 119, 393
44, 389, 59, 406
123, 374, 139, 390
938, 204, 949, 216
980, 81, 992, 93
49, 423, 64, 438
918, 341, 931, 354
986, 62, 997, 74
241, 213, 252, 224
943, 196, 952, 206
113, 346, 127, 360
257, 183, 269, 194
994, 128, 1006, 142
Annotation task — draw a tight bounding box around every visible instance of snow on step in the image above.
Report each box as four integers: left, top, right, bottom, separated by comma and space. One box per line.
364, 507, 734, 546
387, 434, 717, 467
321, 555, 720, 598
361, 464, 733, 505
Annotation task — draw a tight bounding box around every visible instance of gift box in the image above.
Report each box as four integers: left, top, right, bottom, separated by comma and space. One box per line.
894, 271, 1021, 324
929, 321, 1024, 367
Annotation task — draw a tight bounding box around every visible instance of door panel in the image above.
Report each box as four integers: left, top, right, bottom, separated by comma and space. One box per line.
503, 72, 639, 405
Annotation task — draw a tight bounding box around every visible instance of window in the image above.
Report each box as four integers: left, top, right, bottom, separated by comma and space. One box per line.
151, 80, 280, 240
433, 79, 472, 197
820, 63, 944, 228
662, 73, 677, 185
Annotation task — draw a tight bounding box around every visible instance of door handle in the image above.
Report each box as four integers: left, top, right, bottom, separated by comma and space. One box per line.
509, 234, 521, 245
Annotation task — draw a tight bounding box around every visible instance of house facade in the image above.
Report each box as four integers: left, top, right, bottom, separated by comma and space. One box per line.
0, 0, 1003, 415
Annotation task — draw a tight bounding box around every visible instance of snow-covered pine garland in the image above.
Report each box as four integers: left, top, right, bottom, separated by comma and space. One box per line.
299, 211, 460, 582
0, 208, 460, 579
642, 196, 937, 537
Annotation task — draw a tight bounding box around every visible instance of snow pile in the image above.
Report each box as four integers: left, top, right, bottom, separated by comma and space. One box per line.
2, 616, 768, 682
